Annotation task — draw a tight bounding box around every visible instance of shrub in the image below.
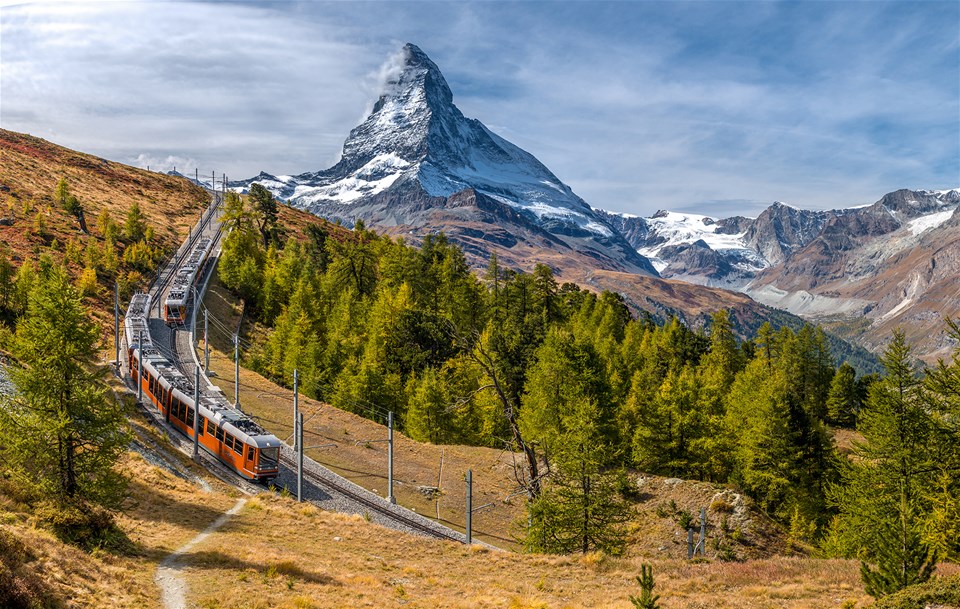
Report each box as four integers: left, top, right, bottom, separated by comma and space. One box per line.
34, 500, 130, 553
869, 575, 960, 609
77, 267, 99, 297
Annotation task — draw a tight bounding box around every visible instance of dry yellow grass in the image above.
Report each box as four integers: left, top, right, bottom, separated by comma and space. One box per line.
184, 491, 877, 609
0, 406, 239, 609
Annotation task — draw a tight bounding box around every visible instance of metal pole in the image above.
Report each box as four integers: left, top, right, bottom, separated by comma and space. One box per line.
114, 282, 120, 367
193, 365, 200, 461
687, 528, 694, 559
297, 412, 304, 502
204, 308, 209, 372
293, 369, 299, 451
466, 469, 473, 545
699, 507, 707, 556
387, 411, 395, 504
234, 333, 240, 411
136, 331, 143, 404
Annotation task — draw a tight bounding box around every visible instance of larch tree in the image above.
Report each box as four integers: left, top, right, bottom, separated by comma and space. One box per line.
831, 332, 938, 597
827, 362, 859, 428
0, 266, 128, 506
520, 328, 631, 555
248, 183, 279, 248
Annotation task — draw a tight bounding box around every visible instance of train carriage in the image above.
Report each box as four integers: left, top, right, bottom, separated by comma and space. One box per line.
126, 294, 281, 482
164, 237, 213, 325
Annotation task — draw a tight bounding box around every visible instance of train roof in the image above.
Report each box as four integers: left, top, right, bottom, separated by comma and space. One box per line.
165, 237, 212, 306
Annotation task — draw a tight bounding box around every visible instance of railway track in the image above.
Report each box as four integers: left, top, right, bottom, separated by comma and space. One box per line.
142, 187, 470, 544
277, 451, 466, 543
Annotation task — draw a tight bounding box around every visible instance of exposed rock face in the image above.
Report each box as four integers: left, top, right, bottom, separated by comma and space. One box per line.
235, 43, 657, 276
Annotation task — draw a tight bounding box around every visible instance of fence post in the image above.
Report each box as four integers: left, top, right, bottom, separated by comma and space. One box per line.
234, 333, 240, 411
137, 330, 143, 404
193, 366, 200, 461
297, 412, 304, 502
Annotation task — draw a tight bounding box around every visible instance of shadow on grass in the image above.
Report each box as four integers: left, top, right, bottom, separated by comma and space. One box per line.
122, 478, 229, 533
183, 550, 341, 587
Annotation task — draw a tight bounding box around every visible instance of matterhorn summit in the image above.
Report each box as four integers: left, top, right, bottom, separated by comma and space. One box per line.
236, 43, 657, 276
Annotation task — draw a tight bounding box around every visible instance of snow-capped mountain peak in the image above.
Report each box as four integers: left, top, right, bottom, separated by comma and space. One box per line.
234, 43, 657, 276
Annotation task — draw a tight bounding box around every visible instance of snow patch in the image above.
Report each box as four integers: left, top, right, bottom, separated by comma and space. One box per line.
637, 211, 768, 272
906, 209, 955, 236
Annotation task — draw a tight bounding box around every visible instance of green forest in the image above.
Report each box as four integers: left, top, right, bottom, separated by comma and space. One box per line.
219, 191, 960, 595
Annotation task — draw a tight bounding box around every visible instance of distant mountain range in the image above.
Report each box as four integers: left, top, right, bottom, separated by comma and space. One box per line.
597, 188, 960, 362
232, 43, 958, 364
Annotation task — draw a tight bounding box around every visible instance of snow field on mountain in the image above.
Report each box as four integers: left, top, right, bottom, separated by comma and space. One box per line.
907, 208, 956, 236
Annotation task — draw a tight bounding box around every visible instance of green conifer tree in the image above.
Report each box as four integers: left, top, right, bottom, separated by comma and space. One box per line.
0, 266, 128, 505
832, 332, 938, 597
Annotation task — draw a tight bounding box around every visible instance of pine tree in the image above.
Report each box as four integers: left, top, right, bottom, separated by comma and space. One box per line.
249, 183, 279, 247
0, 266, 128, 505
521, 329, 630, 554
405, 368, 452, 444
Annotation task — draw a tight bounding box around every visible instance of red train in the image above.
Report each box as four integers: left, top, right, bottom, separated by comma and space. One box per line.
126, 292, 281, 482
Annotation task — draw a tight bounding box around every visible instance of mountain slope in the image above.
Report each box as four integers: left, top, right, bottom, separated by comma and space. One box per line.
601, 188, 960, 362
235, 43, 657, 276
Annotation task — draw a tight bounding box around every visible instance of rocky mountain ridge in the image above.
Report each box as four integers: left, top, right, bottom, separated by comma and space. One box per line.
233, 43, 656, 276
599, 188, 960, 361
232, 42, 952, 362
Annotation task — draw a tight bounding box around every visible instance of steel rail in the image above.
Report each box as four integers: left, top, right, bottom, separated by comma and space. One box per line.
277, 452, 463, 543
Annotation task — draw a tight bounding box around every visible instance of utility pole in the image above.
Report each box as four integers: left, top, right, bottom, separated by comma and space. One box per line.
293, 369, 299, 451
195, 168, 198, 185
193, 365, 200, 461
466, 469, 473, 545
137, 331, 143, 404
388, 411, 395, 504
234, 333, 240, 411
114, 282, 120, 368
204, 308, 209, 373
297, 412, 304, 502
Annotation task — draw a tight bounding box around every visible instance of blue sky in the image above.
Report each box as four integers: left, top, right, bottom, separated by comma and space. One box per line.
1, 1, 957, 216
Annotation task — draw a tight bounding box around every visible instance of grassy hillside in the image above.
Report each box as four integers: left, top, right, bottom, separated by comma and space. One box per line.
0, 402, 890, 609
0, 129, 209, 332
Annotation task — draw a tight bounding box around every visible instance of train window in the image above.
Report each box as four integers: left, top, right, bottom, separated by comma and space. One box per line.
260, 448, 279, 468
232, 439, 243, 455
215, 427, 224, 443
186, 407, 195, 427
247, 446, 255, 461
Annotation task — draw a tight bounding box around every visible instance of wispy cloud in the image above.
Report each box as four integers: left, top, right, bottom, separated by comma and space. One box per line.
1, 1, 956, 216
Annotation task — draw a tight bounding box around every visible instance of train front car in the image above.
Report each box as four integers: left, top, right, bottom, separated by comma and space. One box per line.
205, 404, 282, 482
